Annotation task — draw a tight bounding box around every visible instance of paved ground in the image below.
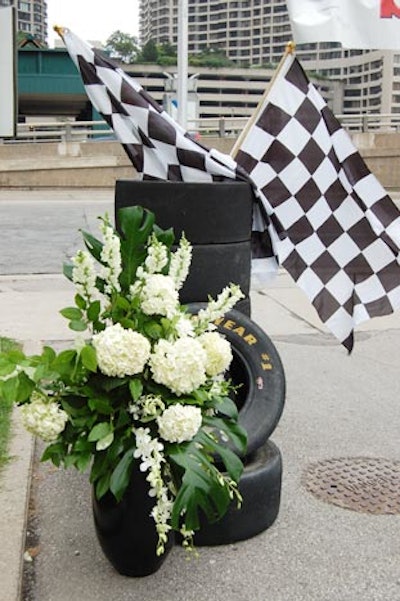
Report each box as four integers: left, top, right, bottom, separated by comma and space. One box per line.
1, 188, 400, 601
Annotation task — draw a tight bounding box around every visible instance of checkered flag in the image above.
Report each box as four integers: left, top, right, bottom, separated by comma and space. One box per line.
234, 52, 400, 351
60, 28, 242, 183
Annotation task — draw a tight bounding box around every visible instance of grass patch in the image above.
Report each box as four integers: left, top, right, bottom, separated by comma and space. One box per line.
0, 336, 22, 470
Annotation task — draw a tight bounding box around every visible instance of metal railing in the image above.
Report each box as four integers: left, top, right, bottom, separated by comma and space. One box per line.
7, 113, 400, 143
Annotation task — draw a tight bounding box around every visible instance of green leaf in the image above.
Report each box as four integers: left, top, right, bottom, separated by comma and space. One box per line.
129, 378, 143, 402
143, 321, 163, 340
109, 449, 134, 502
69, 320, 88, 332
1, 376, 20, 402
201, 431, 243, 482
63, 262, 73, 282
73, 438, 93, 453
51, 350, 78, 379
169, 435, 233, 531
119, 318, 137, 330
153, 224, 175, 247
96, 431, 114, 451
80, 345, 97, 372
213, 396, 238, 420
82, 230, 104, 263
100, 377, 129, 392
90, 452, 109, 483
118, 206, 155, 291
115, 296, 131, 311
88, 422, 112, 442
14, 372, 36, 403
95, 472, 111, 500
60, 307, 83, 321
75, 293, 87, 310
41, 442, 66, 467
0, 355, 18, 377
5, 349, 26, 364
203, 415, 247, 456
87, 300, 101, 322
88, 396, 114, 415
76, 452, 92, 472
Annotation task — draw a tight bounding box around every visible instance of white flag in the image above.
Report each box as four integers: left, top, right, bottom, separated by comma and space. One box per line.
287, 0, 400, 49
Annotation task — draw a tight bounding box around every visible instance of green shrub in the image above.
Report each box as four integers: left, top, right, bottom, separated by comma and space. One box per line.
0, 337, 21, 470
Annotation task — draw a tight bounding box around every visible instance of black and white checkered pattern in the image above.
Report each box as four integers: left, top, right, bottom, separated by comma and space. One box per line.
63, 29, 242, 184
63, 29, 400, 350
235, 53, 400, 351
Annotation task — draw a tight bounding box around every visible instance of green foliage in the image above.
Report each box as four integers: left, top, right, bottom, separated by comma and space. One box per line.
189, 48, 234, 68
170, 418, 246, 530
105, 30, 140, 64
0, 337, 22, 471
139, 39, 159, 63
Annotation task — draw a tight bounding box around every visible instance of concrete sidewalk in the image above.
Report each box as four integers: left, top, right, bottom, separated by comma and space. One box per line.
1, 267, 400, 601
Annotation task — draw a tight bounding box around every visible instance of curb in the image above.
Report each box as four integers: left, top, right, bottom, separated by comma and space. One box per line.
0, 341, 40, 601
0, 409, 34, 601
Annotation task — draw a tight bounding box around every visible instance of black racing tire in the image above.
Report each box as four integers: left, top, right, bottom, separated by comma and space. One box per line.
179, 241, 251, 304
193, 440, 282, 546
188, 304, 286, 456
233, 295, 251, 317
115, 180, 254, 243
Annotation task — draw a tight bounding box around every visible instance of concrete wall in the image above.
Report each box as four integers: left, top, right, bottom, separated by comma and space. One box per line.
0, 133, 399, 190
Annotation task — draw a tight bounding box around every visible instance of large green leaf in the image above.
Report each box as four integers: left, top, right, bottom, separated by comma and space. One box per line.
109, 449, 134, 501
118, 205, 155, 291
169, 432, 234, 531
203, 415, 247, 456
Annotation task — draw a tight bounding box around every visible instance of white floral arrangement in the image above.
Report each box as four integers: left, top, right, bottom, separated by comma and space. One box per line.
0, 205, 247, 555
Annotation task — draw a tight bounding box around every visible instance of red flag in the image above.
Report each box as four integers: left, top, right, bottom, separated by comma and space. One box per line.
380, 0, 400, 18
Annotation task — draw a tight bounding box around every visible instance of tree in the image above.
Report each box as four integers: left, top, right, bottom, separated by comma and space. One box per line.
157, 42, 177, 66
105, 31, 140, 64
139, 39, 159, 63
189, 47, 234, 68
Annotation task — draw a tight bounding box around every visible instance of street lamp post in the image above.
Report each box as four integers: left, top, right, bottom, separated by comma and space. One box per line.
177, 0, 188, 129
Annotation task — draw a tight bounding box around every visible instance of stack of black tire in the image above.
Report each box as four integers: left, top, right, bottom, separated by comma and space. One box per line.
115, 180, 286, 546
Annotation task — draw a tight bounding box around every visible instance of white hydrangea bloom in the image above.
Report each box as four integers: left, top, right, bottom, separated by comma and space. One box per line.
150, 337, 207, 395
99, 220, 122, 293
71, 250, 97, 302
145, 235, 169, 273
20, 393, 68, 442
168, 235, 192, 290
175, 314, 195, 338
92, 323, 150, 377
196, 284, 244, 332
199, 331, 233, 377
157, 403, 202, 443
140, 274, 179, 319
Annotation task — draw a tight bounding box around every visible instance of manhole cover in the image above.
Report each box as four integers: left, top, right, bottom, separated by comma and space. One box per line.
303, 457, 400, 514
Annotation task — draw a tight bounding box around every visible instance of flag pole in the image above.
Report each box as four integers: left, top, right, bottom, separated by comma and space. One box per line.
53, 25, 65, 40
230, 40, 296, 158
177, 0, 188, 129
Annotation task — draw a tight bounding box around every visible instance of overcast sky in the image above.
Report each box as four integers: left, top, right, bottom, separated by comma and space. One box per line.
47, 0, 140, 47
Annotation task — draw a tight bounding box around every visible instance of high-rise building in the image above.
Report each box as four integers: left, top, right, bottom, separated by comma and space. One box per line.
1, 0, 47, 43
140, 0, 293, 67
139, 0, 400, 116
